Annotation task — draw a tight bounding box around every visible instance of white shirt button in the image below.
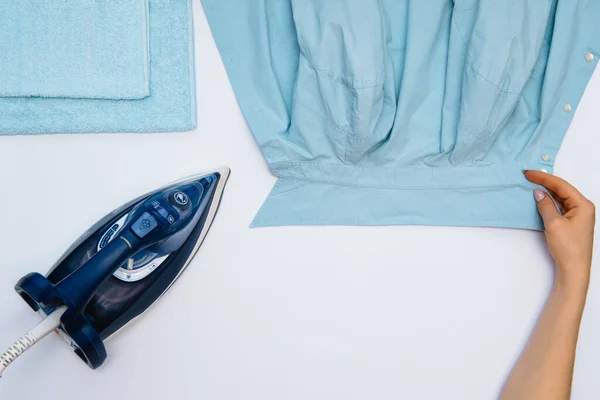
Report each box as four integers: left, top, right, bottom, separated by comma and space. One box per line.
586, 53, 595, 62
541, 154, 551, 162
539, 168, 548, 173
563, 104, 572, 113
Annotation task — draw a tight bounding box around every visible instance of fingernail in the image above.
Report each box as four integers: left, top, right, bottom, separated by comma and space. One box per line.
534, 189, 546, 202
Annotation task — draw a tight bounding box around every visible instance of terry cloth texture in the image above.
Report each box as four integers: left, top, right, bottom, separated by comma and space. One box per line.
203, 0, 599, 230
0, 0, 150, 100
0, 0, 196, 134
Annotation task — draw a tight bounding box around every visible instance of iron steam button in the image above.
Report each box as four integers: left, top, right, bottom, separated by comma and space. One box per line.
131, 212, 159, 239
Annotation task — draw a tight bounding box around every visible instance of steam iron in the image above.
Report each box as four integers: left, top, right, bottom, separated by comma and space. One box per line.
0, 167, 230, 376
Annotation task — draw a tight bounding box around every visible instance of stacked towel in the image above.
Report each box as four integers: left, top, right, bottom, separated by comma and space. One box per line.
0, 0, 150, 99
0, 0, 196, 134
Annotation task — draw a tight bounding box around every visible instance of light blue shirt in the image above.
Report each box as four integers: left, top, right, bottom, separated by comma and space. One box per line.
203, 0, 599, 230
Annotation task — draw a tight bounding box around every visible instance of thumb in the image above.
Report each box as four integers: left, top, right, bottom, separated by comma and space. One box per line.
534, 189, 561, 226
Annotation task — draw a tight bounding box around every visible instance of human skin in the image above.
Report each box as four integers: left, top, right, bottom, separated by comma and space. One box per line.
499, 170, 596, 400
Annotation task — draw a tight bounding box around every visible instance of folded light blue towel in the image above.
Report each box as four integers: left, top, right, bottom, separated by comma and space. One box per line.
0, 0, 196, 134
0, 0, 150, 100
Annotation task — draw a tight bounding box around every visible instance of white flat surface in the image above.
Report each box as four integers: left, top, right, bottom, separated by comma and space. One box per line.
0, 4, 599, 399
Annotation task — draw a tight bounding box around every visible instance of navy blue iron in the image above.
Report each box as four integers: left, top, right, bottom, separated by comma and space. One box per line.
12, 168, 230, 370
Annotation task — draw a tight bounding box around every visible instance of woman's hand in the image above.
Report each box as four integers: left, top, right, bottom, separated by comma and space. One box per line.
500, 171, 595, 400
525, 170, 596, 287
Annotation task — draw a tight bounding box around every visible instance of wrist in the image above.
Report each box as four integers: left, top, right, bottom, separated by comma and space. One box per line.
555, 262, 591, 287
553, 268, 590, 306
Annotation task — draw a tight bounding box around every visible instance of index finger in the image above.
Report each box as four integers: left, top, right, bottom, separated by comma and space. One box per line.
524, 170, 585, 204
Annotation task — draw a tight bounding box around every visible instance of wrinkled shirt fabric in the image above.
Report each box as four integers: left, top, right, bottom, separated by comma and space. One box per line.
202, 0, 599, 230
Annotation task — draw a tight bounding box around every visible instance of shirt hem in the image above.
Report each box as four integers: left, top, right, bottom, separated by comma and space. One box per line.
251, 163, 544, 231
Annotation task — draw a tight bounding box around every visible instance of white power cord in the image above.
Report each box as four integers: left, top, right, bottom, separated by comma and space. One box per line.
0, 305, 67, 378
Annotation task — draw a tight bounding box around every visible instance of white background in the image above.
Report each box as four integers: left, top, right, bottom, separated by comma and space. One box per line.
0, 4, 599, 399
